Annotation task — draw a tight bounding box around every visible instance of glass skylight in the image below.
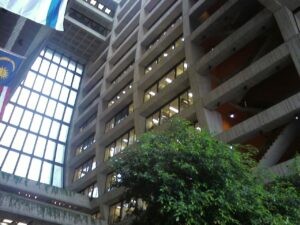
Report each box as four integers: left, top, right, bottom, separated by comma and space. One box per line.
0, 48, 83, 187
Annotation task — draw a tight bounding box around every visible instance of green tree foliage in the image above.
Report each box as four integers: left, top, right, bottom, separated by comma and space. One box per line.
110, 118, 300, 225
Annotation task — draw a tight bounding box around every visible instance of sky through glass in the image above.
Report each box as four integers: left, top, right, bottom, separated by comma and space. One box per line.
0, 48, 83, 187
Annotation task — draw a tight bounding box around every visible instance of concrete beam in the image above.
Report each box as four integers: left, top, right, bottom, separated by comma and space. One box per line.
0, 191, 99, 225
0, 172, 92, 211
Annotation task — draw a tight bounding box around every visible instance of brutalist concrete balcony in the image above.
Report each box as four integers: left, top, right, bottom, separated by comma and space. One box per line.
117, 0, 136, 21
216, 92, 300, 143
108, 46, 136, 81
75, 98, 99, 126
69, 169, 98, 192
79, 80, 101, 110
195, 10, 274, 74
138, 71, 190, 117
68, 144, 96, 170
110, 28, 138, 65
202, 43, 290, 110
143, 0, 178, 30
100, 90, 134, 122
99, 114, 134, 146
83, 63, 105, 93
86, 48, 108, 78
138, 45, 185, 90
114, 0, 141, 35
105, 66, 134, 95
112, 13, 140, 50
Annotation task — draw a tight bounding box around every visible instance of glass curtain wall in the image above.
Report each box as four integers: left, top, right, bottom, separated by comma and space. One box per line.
0, 48, 83, 187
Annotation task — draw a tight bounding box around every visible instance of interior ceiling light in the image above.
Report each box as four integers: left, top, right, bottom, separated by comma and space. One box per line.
98, 3, 104, 9
229, 113, 235, 119
105, 8, 111, 14
90, 0, 97, 6
169, 106, 179, 113
3, 219, 13, 223
165, 78, 172, 83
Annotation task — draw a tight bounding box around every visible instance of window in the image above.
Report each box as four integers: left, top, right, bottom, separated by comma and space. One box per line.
105, 103, 134, 132
73, 157, 96, 181
75, 134, 96, 155
111, 62, 134, 85
79, 113, 97, 132
146, 89, 193, 130
105, 172, 122, 192
107, 82, 133, 108
109, 200, 136, 224
145, 36, 184, 74
104, 129, 135, 161
80, 182, 99, 198
0, 48, 83, 187
147, 16, 182, 50
144, 60, 188, 102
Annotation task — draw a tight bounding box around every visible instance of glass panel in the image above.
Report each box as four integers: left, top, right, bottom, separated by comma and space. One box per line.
51, 83, 62, 99
17, 88, 30, 107
59, 86, 69, 103
31, 57, 42, 71
64, 71, 73, 86
63, 107, 73, 123
10, 106, 24, 126
72, 75, 81, 89
27, 92, 39, 110
0, 147, 8, 167
34, 136, 47, 157
40, 59, 50, 75
44, 140, 56, 160
20, 110, 33, 129
56, 67, 66, 83
49, 121, 60, 139
14, 154, 31, 177
1, 126, 16, 147
27, 158, 42, 181
0, 48, 82, 186
40, 117, 52, 136
42, 79, 54, 95
55, 144, 65, 164
30, 114, 43, 133
48, 64, 58, 79
59, 125, 69, 142
53, 165, 63, 187
176, 62, 184, 76
24, 71, 37, 88
33, 75, 45, 92
2, 103, 13, 122
45, 99, 57, 118
10, 86, 21, 102
2, 151, 19, 173
23, 133, 37, 154
11, 130, 26, 151
68, 90, 77, 106
169, 98, 179, 117
40, 162, 53, 184
36, 96, 48, 114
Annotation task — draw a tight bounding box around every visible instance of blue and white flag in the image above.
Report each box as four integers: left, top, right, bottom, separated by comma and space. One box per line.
0, 0, 68, 31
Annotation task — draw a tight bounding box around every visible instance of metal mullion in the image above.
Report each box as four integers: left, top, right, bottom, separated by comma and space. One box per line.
0, 146, 10, 169
12, 100, 71, 128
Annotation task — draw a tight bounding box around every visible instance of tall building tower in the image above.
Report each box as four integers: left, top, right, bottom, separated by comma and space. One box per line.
66, 0, 300, 224
0, 0, 300, 224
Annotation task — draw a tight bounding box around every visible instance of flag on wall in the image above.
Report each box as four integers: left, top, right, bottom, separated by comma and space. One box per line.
0, 0, 69, 31
0, 48, 24, 120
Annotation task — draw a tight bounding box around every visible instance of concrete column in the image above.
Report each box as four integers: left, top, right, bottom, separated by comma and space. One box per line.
274, 7, 299, 41
182, 0, 223, 133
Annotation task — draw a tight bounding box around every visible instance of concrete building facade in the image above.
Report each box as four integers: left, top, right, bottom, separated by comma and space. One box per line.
1, 0, 300, 224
